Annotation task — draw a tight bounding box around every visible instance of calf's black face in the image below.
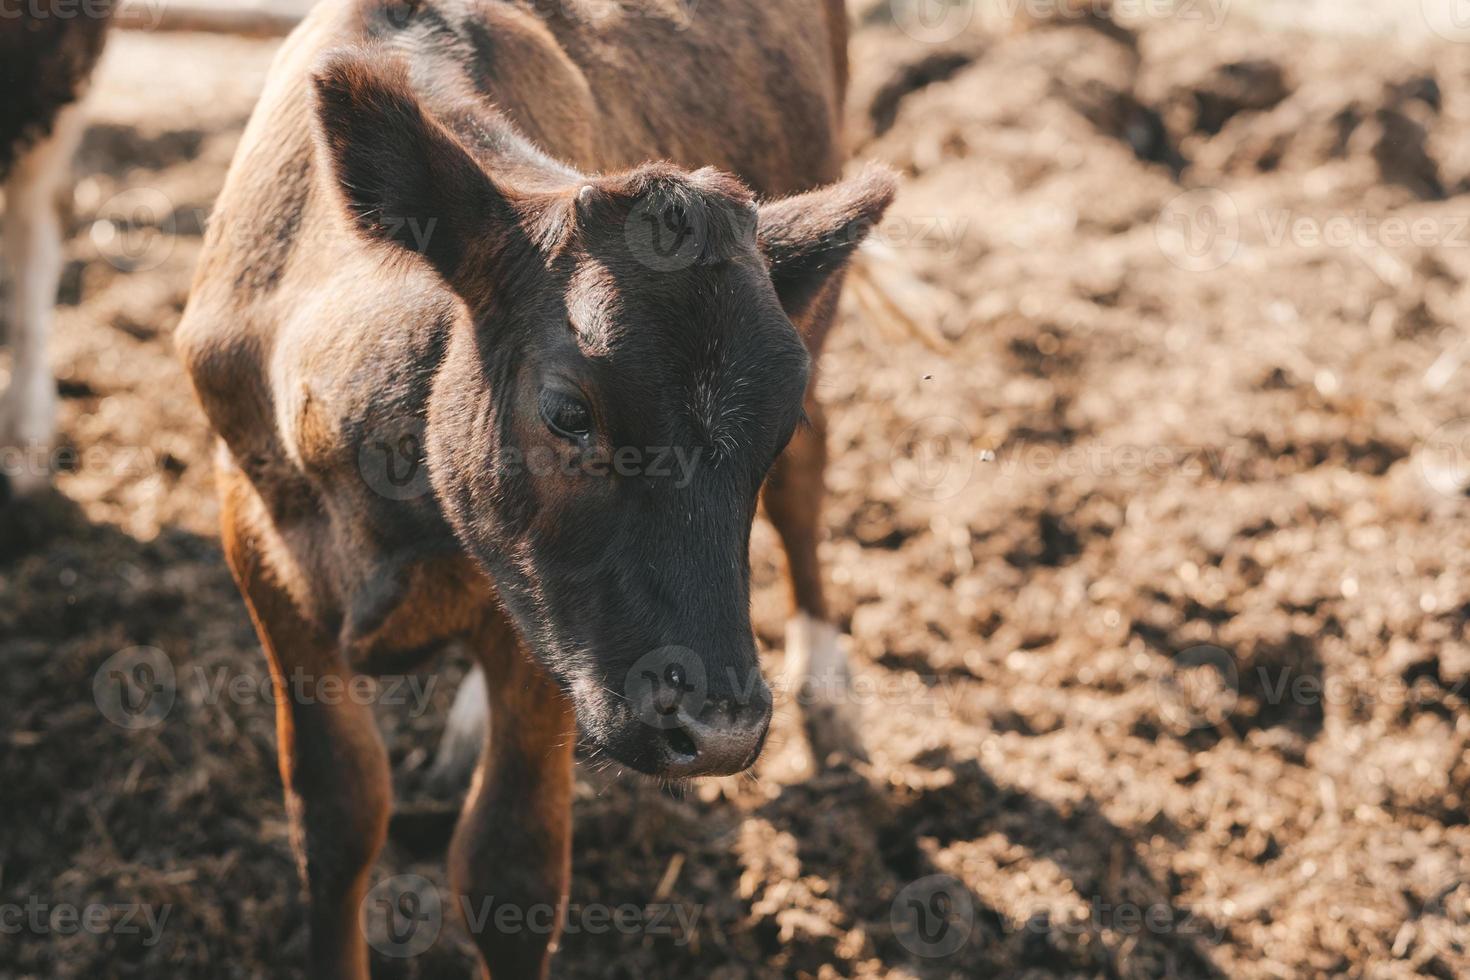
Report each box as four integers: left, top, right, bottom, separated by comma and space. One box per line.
313, 54, 894, 776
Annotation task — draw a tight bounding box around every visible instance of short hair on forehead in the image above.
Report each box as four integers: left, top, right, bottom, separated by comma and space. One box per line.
578, 162, 760, 266
565, 262, 620, 357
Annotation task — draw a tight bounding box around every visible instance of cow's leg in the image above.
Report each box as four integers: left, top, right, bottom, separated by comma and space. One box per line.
763, 389, 868, 766
426, 661, 487, 793
218, 465, 391, 980
450, 613, 574, 979
1, 105, 83, 497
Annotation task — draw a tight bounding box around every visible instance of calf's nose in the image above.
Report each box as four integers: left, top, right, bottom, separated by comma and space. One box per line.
653, 683, 773, 777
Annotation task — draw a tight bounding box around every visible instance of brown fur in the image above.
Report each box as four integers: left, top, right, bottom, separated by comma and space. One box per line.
178, 1, 891, 974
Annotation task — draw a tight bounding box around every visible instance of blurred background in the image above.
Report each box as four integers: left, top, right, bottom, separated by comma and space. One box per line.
3, 0, 1470, 976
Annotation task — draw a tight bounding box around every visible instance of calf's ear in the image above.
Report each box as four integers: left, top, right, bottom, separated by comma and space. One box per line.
756, 166, 898, 318
311, 52, 503, 286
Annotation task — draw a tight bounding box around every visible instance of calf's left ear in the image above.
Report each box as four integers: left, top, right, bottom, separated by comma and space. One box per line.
311, 51, 508, 287
756, 165, 898, 318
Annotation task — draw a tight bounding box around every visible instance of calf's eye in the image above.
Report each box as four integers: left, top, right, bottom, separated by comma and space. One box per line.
540, 390, 593, 442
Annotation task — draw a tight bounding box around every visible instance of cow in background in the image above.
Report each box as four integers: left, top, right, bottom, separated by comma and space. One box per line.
0, 0, 114, 499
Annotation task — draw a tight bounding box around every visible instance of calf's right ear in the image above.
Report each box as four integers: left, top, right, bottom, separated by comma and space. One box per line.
757, 165, 898, 320
311, 52, 503, 285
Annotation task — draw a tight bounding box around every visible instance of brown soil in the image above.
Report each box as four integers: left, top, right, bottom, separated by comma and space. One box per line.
3, 6, 1470, 978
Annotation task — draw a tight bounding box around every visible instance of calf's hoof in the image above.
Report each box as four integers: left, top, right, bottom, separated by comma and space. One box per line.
803, 696, 870, 768
786, 614, 870, 768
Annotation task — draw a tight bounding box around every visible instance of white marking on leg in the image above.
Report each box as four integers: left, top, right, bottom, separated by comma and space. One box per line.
786, 613, 868, 765
2, 104, 85, 495
428, 663, 488, 790
785, 612, 850, 705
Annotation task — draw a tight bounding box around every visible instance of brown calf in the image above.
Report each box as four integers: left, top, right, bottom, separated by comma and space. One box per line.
177, 1, 893, 975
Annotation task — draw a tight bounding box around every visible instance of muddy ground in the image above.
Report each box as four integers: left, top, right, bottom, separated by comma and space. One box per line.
3, 3, 1470, 977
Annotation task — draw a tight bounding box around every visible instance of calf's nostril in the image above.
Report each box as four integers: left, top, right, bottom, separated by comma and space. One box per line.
664, 726, 698, 760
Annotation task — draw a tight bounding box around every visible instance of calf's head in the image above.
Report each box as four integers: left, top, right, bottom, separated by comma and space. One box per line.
312, 55, 894, 776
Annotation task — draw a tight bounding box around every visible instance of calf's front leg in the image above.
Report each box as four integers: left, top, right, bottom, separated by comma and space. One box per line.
450, 614, 575, 979
219, 467, 391, 980
764, 393, 868, 766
